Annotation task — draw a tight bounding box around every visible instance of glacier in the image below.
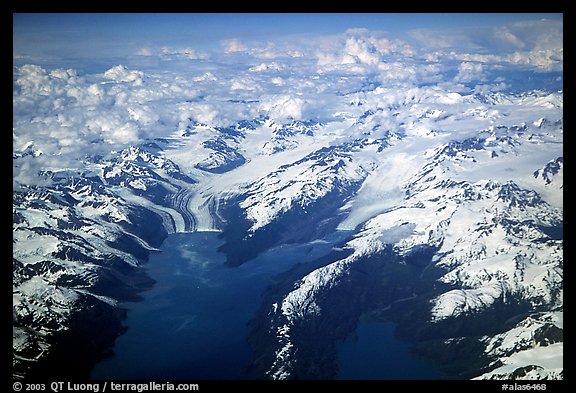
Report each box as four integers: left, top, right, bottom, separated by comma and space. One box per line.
13, 58, 562, 381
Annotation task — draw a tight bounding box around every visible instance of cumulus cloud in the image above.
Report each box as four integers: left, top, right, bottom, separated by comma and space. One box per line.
317, 31, 380, 71
491, 26, 526, 50
316, 28, 415, 77
287, 50, 304, 58
104, 65, 145, 85
192, 72, 217, 82
505, 48, 563, 71
249, 62, 285, 72
15, 64, 77, 98
161, 47, 209, 60
13, 18, 562, 190
441, 49, 563, 73
135, 47, 153, 56
376, 62, 417, 85
135, 46, 209, 60
412, 19, 563, 72
230, 77, 261, 91
270, 77, 284, 86
315, 33, 424, 86
220, 39, 298, 59
454, 62, 486, 83
505, 19, 562, 52
222, 38, 247, 53
246, 42, 282, 59
258, 95, 306, 121
13, 63, 214, 186
187, 103, 222, 126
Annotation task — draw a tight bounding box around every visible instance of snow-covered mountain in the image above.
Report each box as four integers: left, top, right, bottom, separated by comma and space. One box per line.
12, 145, 201, 377
13, 71, 562, 380
235, 89, 563, 380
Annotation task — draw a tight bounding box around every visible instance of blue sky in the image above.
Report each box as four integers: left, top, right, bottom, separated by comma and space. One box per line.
14, 13, 563, 68
13, 13, 563, 39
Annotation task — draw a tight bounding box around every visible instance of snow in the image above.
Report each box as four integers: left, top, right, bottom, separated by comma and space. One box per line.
533, 117, 546, 128
128, 179, 146, 190
261, 87, 562, 378
338, 139, 426, 230
13, 231, 61, 264
475, 343, 563, 380
74, 289, 118, 307
548, 311, 563, 330
280, 259, 347, 320
431, 285, 505, 321
267, 340, 295, 380
14, 276, 79, 316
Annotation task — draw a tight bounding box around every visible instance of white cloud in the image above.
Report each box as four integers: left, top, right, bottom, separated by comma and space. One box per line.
377, 62, 417, 84
161, 47, 209, 60
444, 49, 563, 73
230, 77, 260, 91
127, 105, 160, 125
222, 38, 247, 53
13, 63, 217, 185
409, 19, 563, 72
247, 43, 281, 59
249, 62, 285, 72
507, 19, 562, 52
12, 19, 562, 189
258, 95, 306, 121
15, 64, 75, 97
492, 27, 526, 50
271, 77, 284, 86
104, 65, 144, 85
108, 121, 140, 144
220, 40, 297, 59
342, 35, 381, 66
454, 62, 486, 83
192, 72, 217, 82
135, 46, 209, 60
316, 29, 415, 75
473, 82, 508, 95
186, 102, 248, 128
287, 50, 304, 58
506, 48, 563, 71
135, 47, 153, 56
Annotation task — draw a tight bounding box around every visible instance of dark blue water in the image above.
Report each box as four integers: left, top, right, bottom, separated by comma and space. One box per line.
337, 321, 438, 380
91, 231, 438, 380
90, 231, 348, 380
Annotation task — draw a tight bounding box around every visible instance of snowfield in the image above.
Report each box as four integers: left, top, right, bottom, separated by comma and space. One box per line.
254, 90, 562, 380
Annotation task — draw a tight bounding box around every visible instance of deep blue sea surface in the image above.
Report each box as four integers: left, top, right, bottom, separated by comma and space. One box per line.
336, 321, 438, 380
90, 231, 346, 380
91, 231, 438, 380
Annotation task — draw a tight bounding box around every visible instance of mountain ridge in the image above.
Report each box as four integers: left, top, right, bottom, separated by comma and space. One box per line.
13, 86, 563, 380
